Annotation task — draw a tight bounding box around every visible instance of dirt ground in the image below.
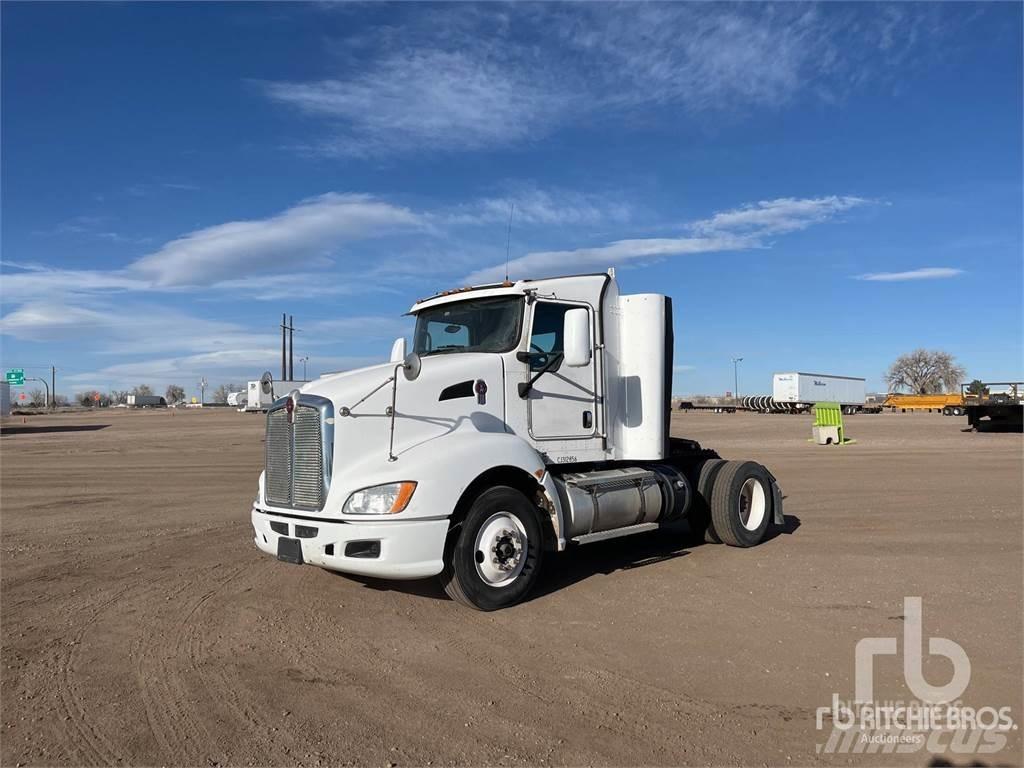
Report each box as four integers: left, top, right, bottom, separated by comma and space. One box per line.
1, 408, 1021, 767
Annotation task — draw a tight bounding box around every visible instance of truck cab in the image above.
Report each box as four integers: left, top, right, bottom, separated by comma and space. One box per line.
250, 270, 783, 610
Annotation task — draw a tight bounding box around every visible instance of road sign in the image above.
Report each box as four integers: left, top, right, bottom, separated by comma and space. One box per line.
19, 393, 26, 401
5, 368, 24, 386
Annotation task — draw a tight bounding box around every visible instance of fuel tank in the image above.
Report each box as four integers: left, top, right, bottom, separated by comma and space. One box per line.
553, 465, 690, 539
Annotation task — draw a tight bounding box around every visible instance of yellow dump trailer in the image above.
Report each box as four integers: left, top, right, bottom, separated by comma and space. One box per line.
883, 393, 965, 415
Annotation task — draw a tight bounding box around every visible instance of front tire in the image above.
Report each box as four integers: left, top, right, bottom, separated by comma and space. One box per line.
440, 486, 543, 610
710, 461, 774, 547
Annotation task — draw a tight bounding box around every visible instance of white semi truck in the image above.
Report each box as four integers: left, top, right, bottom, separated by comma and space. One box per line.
250, 271, 783, 610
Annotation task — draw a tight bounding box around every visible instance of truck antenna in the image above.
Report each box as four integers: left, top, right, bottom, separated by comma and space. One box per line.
504, 203, 514, 284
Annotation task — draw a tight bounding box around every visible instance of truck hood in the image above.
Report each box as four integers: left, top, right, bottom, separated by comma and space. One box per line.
282, 354, 508, 514
293, 361, 396, 404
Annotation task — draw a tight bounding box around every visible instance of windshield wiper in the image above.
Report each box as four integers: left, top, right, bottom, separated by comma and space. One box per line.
422, 346, 464, 357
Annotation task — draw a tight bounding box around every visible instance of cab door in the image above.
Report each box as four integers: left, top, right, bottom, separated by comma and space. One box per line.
524, 301, 599, 440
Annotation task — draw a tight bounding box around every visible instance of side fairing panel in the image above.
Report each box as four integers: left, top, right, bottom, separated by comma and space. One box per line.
607, 294, 668, 460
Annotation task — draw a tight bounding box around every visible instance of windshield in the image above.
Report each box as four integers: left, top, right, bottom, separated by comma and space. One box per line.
413, 296, 524, 356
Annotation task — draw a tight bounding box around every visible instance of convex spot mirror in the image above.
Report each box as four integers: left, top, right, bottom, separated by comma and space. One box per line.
260, 371, 274, 397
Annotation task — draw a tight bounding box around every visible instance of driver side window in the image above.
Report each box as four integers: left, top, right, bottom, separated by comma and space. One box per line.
528, 302, 572, 370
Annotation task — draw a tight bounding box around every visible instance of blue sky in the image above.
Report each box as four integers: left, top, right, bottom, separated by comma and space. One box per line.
1, 2, 1021, 399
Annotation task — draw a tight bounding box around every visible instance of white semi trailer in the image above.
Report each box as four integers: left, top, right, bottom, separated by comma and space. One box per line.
250, 271, 784, 610
773, 372, 867, 414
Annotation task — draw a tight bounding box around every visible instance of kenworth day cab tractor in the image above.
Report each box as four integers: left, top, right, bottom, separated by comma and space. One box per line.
251, 270, 784, 610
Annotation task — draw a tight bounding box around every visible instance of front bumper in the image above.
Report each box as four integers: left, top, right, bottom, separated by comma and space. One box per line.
251, 506, 449, 579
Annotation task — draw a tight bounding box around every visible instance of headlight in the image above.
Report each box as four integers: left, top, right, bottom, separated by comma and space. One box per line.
343, 482, 417, 515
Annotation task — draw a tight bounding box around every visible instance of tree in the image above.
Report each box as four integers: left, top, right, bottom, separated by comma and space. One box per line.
212, 383, 242, 404
966, 379, 988, 396
165, 384, 185, 405
109, 390, 129, 405
885, 349, 966, 395
27, 389, 46, 408
76, 390, 107, 407
132, 384, 154, 397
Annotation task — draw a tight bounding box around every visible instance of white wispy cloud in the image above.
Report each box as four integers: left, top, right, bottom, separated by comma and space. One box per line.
448, 185, 633, 228
2, 298, 389, 392
264, 49, 565, 155
556, 4, 824, 112
465, 234, 752, 285
305, 315, 411, 339
266, 4, 954, 156
690, 196, 869, 236
130, 193, 423, 287
30, 214, 136, 243
2, 193, 424, 303
63, 352, 382, 394
466, 195, 872, 284
855, 267, 964, 282
0, 300, 277, 353
0, 302, 111, 340
1, 266, 150, 302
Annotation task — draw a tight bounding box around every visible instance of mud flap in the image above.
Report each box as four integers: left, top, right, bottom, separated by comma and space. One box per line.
770, 477, 785, 526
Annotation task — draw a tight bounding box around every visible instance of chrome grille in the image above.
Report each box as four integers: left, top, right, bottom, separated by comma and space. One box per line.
264, 396, 332, 511
292, 406, 324, 508
265, 408, 292, 506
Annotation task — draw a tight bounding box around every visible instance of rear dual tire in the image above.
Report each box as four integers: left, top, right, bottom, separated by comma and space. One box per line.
692, 459, 774, 547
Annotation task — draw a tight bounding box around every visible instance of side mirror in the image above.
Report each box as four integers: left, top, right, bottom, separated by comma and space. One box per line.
390, 337, 407, 362
402, 352, 422, 381
563, 308, 591, 367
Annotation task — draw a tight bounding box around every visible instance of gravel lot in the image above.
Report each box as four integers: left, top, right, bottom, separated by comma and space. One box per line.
2, 408, 1021, 766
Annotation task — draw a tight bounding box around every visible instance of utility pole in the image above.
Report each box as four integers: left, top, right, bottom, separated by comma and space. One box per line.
288, 314, 294, 381
51, 365, 56, 409
199, 377, 207, 405
280, 313, 287, 381
300, 355, 309, 382
731, 357, 743, 402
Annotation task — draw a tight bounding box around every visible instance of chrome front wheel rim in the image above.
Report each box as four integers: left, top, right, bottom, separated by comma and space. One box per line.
474, 512, 528, 587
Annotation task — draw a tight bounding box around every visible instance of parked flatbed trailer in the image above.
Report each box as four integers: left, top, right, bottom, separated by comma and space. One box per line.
676, 401, 738, 413
961, 382, 1023, 432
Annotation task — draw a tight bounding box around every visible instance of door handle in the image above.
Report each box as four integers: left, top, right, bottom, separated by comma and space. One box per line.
582, 410, 593, 429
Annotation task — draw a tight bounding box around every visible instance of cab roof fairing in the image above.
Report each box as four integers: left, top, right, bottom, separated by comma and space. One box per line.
408, 273, 613, 314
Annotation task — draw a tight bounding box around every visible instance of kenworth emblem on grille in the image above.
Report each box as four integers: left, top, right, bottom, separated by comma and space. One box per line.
285, 390, 298, 422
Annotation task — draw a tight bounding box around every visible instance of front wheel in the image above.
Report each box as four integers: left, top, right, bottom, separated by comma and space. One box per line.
440, 486, 543, 610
